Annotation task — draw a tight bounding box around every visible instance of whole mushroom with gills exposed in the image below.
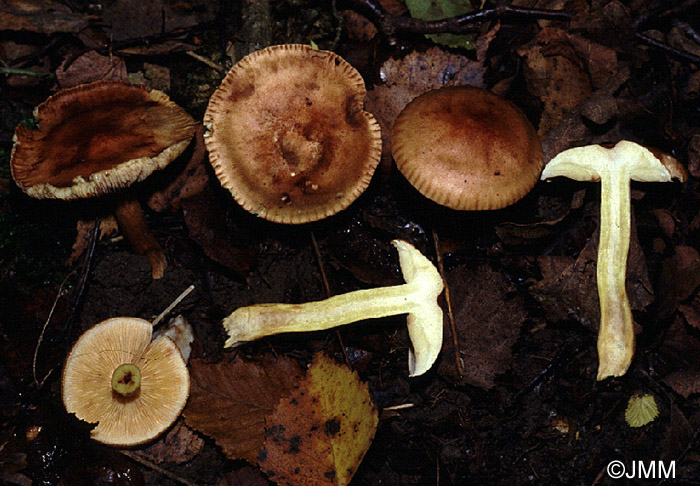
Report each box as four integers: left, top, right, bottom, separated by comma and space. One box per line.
540, 140, 687, 380
223, 240, 444, 377
10, 80, 197, 279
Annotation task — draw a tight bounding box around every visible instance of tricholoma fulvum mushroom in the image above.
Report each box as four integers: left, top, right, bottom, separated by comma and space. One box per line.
541, 140, 687, 380
223, 240, 443, 377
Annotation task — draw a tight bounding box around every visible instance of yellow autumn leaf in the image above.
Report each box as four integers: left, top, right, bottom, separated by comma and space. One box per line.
258, 352, 379, 486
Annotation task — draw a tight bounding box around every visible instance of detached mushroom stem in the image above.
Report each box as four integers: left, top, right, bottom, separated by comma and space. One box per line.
114, 194, 167, 279
541, 141, 687, 380
223, 240, 444, 376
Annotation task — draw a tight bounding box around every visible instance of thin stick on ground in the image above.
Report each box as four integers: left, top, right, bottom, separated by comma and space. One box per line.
34, 218, 100, 387
310, 231, 351, 368
152, 284, 196, 327
121, 450, 200, 486
432, 229, 463, 377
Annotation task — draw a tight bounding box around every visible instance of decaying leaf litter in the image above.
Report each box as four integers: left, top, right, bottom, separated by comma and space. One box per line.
2, 0, 700, 484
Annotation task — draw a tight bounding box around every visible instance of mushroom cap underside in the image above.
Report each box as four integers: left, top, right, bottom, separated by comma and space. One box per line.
392, 85, 543, 211
62, 317, 190, 446
204, 44, 382, 224
11, 80, 196, 200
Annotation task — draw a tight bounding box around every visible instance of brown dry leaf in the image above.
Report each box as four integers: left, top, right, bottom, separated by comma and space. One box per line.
658, 405, 693, 462
183, 355, 303, 464
55, 51, 128, 89
258, 353, 378, 486
531, 221, 654, 330
68, 217, 119, 265
680, 293, 700, 330
688, 134, 700, 179
655, 246, 700, 321
147, 124, 209, 212
218, 466, 269, 486
0, 0, 91, 33
438, 264, 527, 389
341, 10, 378, 42
181, 187, 254, 276
365, 43, 487, 170
518, 31, 592, 136
661, 318, 700, 398
495, 190, 586, 246
138, 420, 204, 464
101, 0, 216, 41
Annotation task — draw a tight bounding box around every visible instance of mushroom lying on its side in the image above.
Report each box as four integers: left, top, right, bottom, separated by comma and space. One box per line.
541, 141, 687, 380
223, 240, 444, 377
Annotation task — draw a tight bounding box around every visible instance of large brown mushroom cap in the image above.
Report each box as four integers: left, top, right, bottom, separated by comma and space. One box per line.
392, 86, 543, 210
62, 317, 190, 447
204, 44, 382, 224
11, 80, 196, 200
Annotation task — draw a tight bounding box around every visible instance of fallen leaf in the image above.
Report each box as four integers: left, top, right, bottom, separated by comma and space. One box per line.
531, 219, 654, 330
655, 246, 700, 320
139, 420, 204, 464
147, 124, 209, 212
183, 355, 303, 464
679, 293, 700, 330
68, 217, 119, 265
661, 318, 700, 398
218, 466, 269, 486
439, 264, 527, 389
55, 51, 128, 89
341, 10, 378, 42
0, 0, 90, 33
181, 187, 254, 276
258, 353, 378, 486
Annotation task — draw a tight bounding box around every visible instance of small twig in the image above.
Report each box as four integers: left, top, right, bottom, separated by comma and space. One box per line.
349, 0, 572, 39
383, 403, 415, 411
32, 271, 76, 387
152, 284, 195, 327
636, 31, 700, 66
0, 67, 54, 78
432, 229, 463, 377
310, 231, 351, 368
121, 451, 200, 486
185, 50, 225, 72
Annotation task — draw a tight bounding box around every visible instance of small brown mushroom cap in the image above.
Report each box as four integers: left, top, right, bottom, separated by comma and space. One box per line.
204, 44, 382, 224
392, 86, 543, 210
11, 80, 196, 200
62, 317, 190, 447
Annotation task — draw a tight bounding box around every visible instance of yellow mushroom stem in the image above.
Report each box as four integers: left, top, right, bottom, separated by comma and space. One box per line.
541, 141, 687, 380
223, 240, 444, 377
111, 363, 141, 396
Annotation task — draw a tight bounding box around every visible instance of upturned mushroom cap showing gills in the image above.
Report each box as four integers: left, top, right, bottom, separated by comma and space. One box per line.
204, 44, 382, 224
11, 80, 196, 200
62, 317, 190, 447
392, 86, 543, 210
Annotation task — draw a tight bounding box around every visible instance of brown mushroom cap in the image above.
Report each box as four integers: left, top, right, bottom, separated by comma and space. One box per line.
391, 86, 543, 210
62, 317, 190, 446
204, 44, 382, 224
11, 80, 196, 200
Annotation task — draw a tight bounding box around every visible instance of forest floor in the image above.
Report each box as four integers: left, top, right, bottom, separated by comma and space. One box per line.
2, 1, 700, 485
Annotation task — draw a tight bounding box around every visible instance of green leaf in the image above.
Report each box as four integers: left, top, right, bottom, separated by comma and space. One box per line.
404, 0, 476, 49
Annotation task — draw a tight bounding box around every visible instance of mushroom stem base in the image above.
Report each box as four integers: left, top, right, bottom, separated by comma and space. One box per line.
114, 194, 167, 279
